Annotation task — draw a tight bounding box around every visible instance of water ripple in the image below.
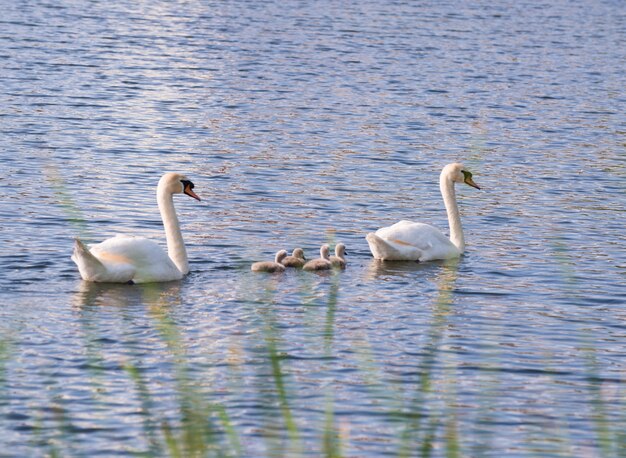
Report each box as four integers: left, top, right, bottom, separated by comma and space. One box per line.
0, 0, 625, 457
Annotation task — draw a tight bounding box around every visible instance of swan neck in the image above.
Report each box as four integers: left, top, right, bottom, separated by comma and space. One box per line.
157, 188, 189, 275
321, 247, 330, 260
440, 174, 464, 252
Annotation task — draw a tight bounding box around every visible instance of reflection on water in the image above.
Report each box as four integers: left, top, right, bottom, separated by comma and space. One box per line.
72, 280, 183, 309
0, 0, 625, 456
365, 258, 444, 278
396, 258, 461, 455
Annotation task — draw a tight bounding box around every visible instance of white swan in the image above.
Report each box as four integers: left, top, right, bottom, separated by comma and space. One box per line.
303, 245, 332, 271
251, 250, 288, 273
329, 243, 347, 269
72, 173, 201, 283
366, 163, 480, 261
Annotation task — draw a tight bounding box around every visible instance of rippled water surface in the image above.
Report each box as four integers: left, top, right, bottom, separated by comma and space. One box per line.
1, 1, 625, 456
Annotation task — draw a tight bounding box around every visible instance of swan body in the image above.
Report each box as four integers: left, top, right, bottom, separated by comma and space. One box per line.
251, 250, 288, 272
366, 163, 480, 262
72, 173, 201, 283
281, 248, 306, 268
303, 245, 332, 271
329, 243, 347, 269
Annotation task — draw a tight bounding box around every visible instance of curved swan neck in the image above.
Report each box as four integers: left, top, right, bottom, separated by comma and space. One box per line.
335, 245, 346, 260
321, 246, 330, 260
440, 173, 464, 252
157, 187, 189, 275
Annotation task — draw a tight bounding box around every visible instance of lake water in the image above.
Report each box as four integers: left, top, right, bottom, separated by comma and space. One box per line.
1, 0, 625, 456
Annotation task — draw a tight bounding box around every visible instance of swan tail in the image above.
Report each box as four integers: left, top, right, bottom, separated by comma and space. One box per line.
366, 233, 422, 261
72, 238, 107, 281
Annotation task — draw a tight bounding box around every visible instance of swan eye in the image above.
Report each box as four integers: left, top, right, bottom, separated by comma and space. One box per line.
461, 170, 480, 189
181, 179, 201, 201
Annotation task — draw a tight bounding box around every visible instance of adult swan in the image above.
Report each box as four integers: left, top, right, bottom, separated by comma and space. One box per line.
72, 173, 201, 283
366, 163, 480, 262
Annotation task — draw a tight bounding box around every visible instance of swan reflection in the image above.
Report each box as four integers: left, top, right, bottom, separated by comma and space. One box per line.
72, 280, 183, 309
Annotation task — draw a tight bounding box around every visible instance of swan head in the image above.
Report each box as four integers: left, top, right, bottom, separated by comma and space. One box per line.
292, 248, 306, 260
275, 250, 289, 263
320, 244, 331, 260
159, 173, 201, 201
335, 243, 347, 258
443, 163, 480, 190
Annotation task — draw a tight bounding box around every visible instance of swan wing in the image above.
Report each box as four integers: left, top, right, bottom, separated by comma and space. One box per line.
72, 238, 136, 283
89, 235, 182, 283
366, 232, 423, 261
372, 221, 459, 261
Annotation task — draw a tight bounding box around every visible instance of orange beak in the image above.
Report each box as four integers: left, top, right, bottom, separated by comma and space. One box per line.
184, 184, 201, 201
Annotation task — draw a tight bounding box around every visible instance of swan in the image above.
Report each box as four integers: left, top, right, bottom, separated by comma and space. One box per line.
281, 248, 306, 268
303, 245, 332, 271
329, 243, 347, 269
251, 250, 288, 273
71, 173, 201, 283
366, 163, 480, 261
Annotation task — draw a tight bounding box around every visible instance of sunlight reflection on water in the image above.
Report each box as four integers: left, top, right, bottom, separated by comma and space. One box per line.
0, 0, 625, 456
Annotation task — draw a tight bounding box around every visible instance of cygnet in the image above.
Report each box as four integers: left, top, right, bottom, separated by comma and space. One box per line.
303, 245, 332, 271
251, 250, 288, 273
281, 248, 306, 268
330, 243, 347, 269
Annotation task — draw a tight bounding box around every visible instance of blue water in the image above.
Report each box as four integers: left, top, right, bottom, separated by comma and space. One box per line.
1, 1, 625, 456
